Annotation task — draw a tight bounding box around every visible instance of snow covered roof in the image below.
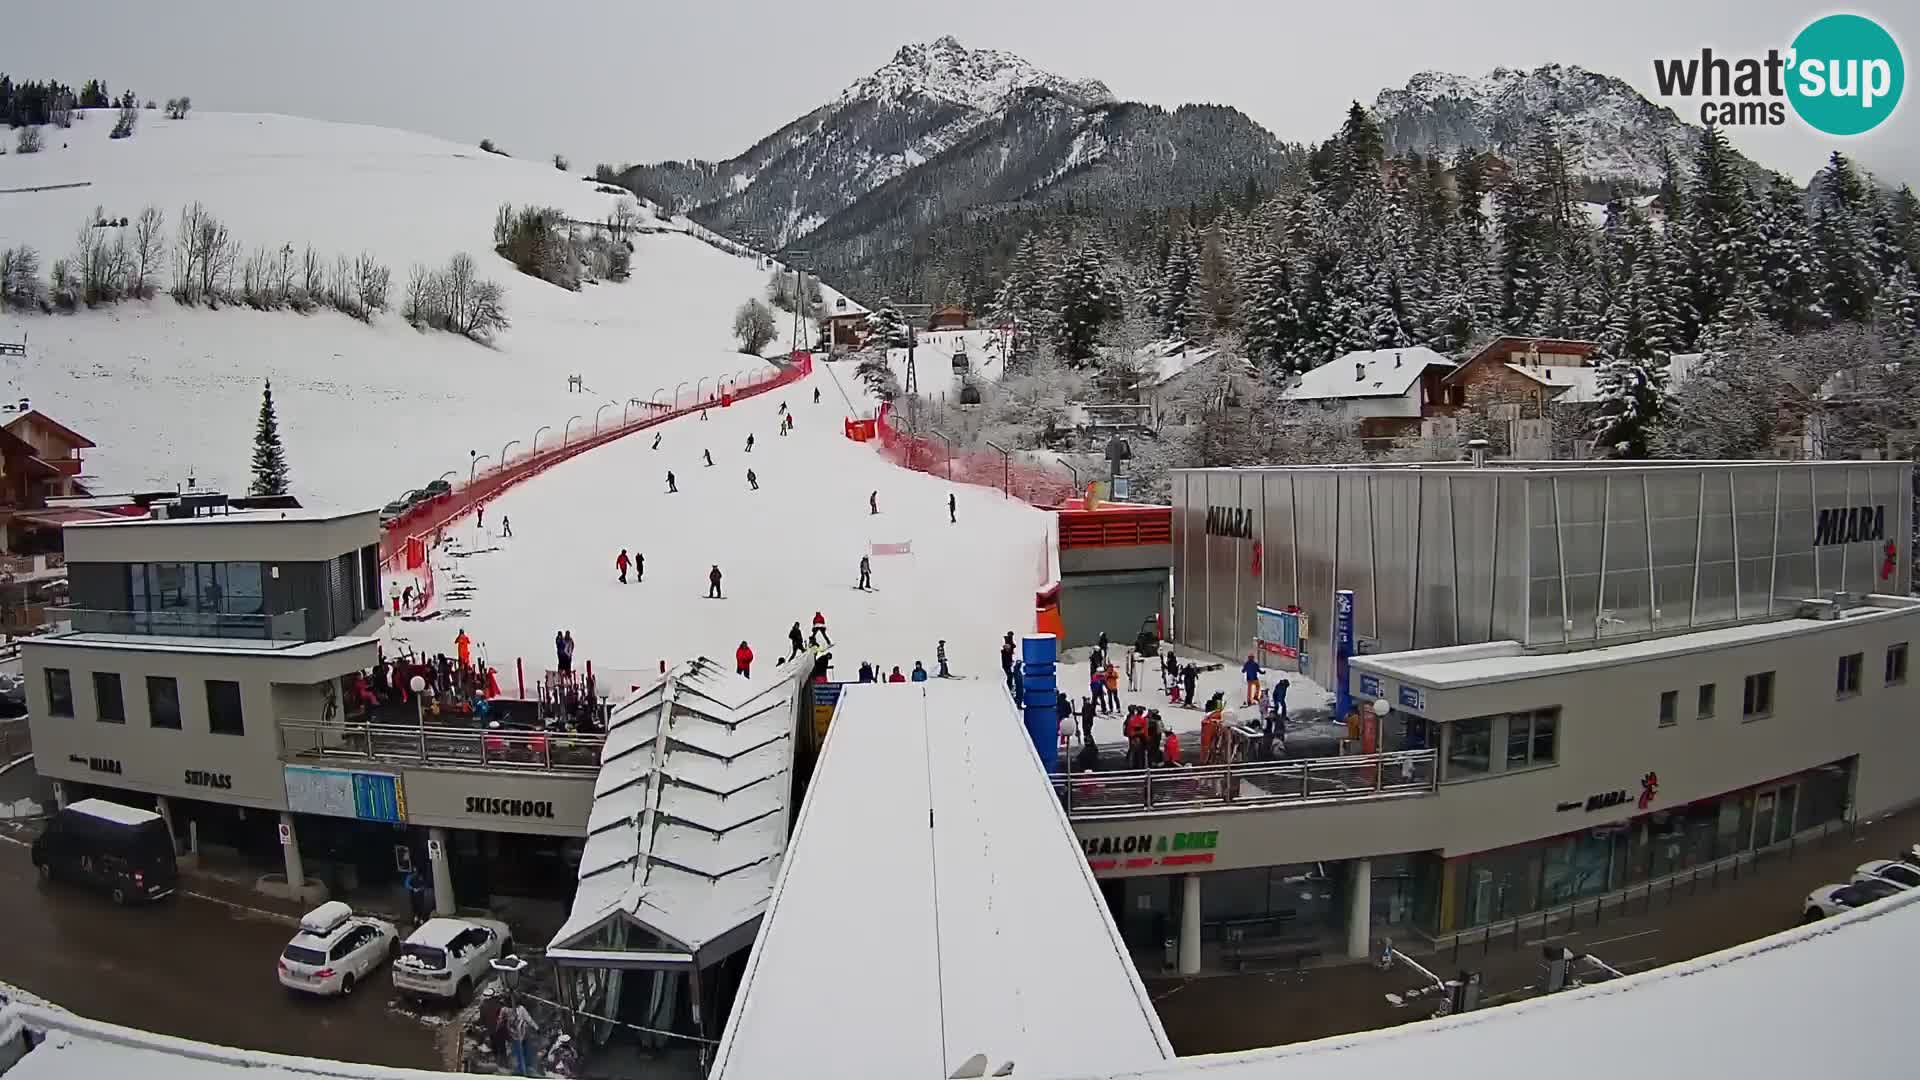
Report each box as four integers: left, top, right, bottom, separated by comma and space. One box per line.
1503, 363, 1602, 403
66, 798, 161, 826
548, 658, 803, 966
1284, 347, 1455, 401
1129, 341, 1250, 391
709, 680, 1172, 1080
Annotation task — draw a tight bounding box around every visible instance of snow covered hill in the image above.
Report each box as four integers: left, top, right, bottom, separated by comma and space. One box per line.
0, 111, 825, 506
1371, 64, 1739, 188
406, 359, 1049, 687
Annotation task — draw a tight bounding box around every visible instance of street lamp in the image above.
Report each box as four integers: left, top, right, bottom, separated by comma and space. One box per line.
469, 453, 491, 485
532, 425, 552, 456
500, 440, 521, 468
694, 376, 710, 405
674, 381, 690, 409
984, 439, 1011, 499
436, 471, 457, 487
562, 415, 583, 446
410, 673, 427, 757
594, 402, 615, 432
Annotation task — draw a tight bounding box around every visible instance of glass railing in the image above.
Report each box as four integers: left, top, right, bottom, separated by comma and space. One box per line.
61, 607, 308, 641
278, 718, 605, 772
1053, 749, 1438, 816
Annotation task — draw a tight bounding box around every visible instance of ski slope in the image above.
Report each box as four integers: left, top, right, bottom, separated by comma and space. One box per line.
403, 360, 1050, 686
0, 111, 840, 506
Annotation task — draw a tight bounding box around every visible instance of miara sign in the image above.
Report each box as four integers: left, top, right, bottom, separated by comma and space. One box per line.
1205, 506, 1255, 539
1814, 504, 1885, 547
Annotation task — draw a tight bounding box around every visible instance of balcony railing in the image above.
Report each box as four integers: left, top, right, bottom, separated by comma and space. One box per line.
279, 718, 605, 772
61, 607, 308, 641
1054, 748, 1438, 817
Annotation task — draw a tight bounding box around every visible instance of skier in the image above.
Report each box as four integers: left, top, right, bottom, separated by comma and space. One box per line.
812, 387, 821, 405
564, 631, 576, 673
500, 515, 511, 537
869, 491, 878, 515
666, 471, 678, 493
1000, 632, 1015, 683
652, 432, 661, 450
633, 551, 644, 583
857, 661, 875, 683
388, 578, 401, 616
778, 401, 786, 415
810, 611, 830, 646
857, 554, 872, 590
401, 584, 415, 610
708, 564, 723, 599
887, 665, 906, 683
948, 493, 956, 524
935, 639, 951, 678
616, 549, 631, 584
1080, 696, 1096, 745
735, 640, 754, 678
477, 505, 484, 530
745, 433, 755, 453
1181, 663, 1199, 710
911, 661, 928, 683
788, 621, 806, 660
455, 628, 472, 670
1268, 678, 1290, 737
700, 409, 707, 421
704, 449, 714, 467
747, 468, 759, 491
1242, 652, 1262, 706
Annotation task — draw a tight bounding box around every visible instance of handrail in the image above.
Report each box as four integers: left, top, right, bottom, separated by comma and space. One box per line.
1054, 748, 1438, 817
278, 718, 605, 772
57, 606, 308, 642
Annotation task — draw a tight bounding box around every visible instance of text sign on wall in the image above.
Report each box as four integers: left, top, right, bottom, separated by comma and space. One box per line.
1398, 684, 1426, 712
1204, 506, 1255, 539
284, 765, 407, 824
1357, 673, 1382, 698
1814, 504, 1885, 546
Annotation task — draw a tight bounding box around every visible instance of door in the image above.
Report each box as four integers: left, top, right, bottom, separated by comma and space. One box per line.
1772, 784, 1799, 844
1752, 791, 1777, 850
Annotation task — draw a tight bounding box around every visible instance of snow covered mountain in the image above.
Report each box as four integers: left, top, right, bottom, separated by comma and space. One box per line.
624, 36, 1300, 293
1372, 64, 1721, 188
623, 36, 1118, 250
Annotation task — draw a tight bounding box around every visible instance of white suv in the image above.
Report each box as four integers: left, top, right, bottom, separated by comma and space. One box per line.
391, 916, 514, 1004
277, 902, 399, 997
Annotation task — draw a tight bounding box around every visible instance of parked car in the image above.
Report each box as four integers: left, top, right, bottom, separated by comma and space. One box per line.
30, 799, 177, 904
391, 916, 514, 1004
0, 672, 26, 718
379, 499, 411, 522
277, 901, 400, 997
422, 479, 453, 498
1804, 878, 1903, 921
1853, 859, 1920, 890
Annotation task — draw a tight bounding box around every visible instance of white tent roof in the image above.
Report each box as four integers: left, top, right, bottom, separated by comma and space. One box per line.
548, 657, 803, 964
709, 679, 1173, 1080
1284, 347, 1455, 401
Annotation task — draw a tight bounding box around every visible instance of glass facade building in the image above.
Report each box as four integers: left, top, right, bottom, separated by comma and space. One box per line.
1172, 463, 1913, 677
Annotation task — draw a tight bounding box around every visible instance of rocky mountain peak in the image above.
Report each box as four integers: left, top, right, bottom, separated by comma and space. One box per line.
844, 35, 1114, 113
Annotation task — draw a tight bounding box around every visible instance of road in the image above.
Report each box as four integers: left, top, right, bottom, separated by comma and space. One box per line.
0, 835, 444, 1069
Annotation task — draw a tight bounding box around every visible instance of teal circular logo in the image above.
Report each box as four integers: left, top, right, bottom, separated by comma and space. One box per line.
1787, 14, 1904, 136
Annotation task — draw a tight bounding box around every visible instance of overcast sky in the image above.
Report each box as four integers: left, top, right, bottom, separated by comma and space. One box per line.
6, 0, 1914, 185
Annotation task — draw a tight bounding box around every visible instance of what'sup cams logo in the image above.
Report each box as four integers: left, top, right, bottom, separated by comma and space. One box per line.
1654, 13, 1904, 135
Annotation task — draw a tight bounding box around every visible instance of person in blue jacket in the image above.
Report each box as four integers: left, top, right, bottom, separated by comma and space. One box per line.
910, 661, 929, 682
1242, 652, 1263, 706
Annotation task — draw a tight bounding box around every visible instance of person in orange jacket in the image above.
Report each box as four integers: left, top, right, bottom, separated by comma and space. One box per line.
1103, 662, 1121, 712
735, 640, 753, 677
1123, 707, 1148, 768
1163, 728, 1181, 766
455, 629, 472, 670
1200, 706, 1223, 763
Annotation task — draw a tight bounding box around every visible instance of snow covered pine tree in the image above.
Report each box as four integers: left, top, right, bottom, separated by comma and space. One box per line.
249, 378, 291, 496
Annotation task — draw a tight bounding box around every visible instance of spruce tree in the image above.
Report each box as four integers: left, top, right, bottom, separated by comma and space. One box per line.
249, 379, 291, 497
1754, 174, 1826, 332
1810, 152, 1876, 321
1680, 125, 1758, 337
1590, 353, 1669, 458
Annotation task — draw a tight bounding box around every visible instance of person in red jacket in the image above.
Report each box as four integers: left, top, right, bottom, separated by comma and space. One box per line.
810, 611, 831, 646
1163, 729, 1181, 766
887, 666, 906, 683
735, 641, 753, 677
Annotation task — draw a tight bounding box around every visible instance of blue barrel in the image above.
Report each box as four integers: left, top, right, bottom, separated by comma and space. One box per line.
1021, 633, 1059, 773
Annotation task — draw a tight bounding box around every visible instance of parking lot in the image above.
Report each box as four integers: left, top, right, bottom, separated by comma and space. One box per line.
1146, 804, 1920, 1055
0, 832, 446, 1068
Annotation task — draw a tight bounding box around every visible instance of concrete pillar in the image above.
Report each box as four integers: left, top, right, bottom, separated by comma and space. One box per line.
1178, 873, 1203, 976
154, 795, 177, 854
429, 827, 455, 916
1347, 858, 1373, 960
279, 812, 305, 891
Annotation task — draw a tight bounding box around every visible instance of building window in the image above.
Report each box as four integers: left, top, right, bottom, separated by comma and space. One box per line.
45, 668, 73, 717
147, 676, 181, 730
1506, 708, 1559, 768
1446, 717, 1493, 778
1658, 690, 1678, 728
92, 672, 125, 724
1697, 683, 1715, 720
1743, 671, 1774, 720
1836, 652, 1863, 699
206, 680, 244, 736
1887, 643, 1909, 687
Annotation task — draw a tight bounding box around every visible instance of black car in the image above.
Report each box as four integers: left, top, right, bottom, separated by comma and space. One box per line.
32, 799, 178, 904
422, 479, 452, 498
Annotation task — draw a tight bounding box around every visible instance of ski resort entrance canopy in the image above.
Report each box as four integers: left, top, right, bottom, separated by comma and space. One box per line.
710, 680, 1173, 1080
545, 659, 805, 1052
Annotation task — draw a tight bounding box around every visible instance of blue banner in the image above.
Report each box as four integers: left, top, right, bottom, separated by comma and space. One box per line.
1334, 590, 1355, 723
1021, 634, 1059, 774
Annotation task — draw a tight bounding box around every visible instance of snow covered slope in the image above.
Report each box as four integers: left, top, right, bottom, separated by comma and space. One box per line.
409, 361, 1048, 687
0, 111, 820, 505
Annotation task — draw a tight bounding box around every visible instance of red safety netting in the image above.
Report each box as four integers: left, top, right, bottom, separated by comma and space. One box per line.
872, 401, 1077, 508
379, 353, 813, 570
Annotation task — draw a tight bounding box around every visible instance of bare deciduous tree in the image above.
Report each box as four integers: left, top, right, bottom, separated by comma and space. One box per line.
297, 245, 325, 309
15, 126, 43, 154
607, 198, 641, 242
733, 298, 778, 354
0, 246, 45, 310
130, 206, 165, 298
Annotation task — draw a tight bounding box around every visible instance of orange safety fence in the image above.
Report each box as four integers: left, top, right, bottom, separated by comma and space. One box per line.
379, 352, 813, 570
871, 401, 1077, 508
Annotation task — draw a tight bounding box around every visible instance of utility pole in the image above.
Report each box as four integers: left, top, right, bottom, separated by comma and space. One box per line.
786, 249, 811, 354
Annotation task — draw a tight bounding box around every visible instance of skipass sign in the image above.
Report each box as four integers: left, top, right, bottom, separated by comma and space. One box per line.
1652, 13, 1904, 136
